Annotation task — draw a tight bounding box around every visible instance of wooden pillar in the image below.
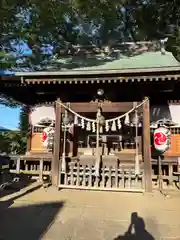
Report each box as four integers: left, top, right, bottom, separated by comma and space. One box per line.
73, 126, 78, 157
52, 100, 62, 186
68, 124, 75, 157
26, 134, 31, 153
142, 97, 152, 192
26, 106, 31, 153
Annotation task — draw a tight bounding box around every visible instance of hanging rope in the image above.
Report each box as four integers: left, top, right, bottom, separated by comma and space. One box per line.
57, 98, 148, 124
106, 99, 148, 123
57, 101, 96, 122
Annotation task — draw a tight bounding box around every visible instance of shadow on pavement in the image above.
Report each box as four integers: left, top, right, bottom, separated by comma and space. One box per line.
0, 174, 37, 198
0, 183, 43, 209
114, 212, 155, 240
0, 181, 63, 239
0, 201, 64, 239
0, 153, 38, 199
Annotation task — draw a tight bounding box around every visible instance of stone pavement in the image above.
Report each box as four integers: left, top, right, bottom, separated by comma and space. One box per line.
0, 184, 180, 240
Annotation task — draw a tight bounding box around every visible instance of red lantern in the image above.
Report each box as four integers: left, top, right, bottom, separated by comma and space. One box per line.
42, 130, 48, 142
153, 127, 171, 154
42, 127, 54, 147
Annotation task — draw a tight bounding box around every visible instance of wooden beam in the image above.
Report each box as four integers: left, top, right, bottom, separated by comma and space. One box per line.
61, 102, 133, 113
51, 100, 62, 186
142, 97, 152, 192
26, 135, 31, 152
26, 106, 32, 153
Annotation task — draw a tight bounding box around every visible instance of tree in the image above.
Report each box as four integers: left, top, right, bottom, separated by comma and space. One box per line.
0, 132, 12, 154
1, 0, 180, 71
18, 106, 30, 154
166, 27, 180, 62
0, 0, 131, 70
19, 106, 29, 137
0, 131, 27, 154
0, 107, 29, 155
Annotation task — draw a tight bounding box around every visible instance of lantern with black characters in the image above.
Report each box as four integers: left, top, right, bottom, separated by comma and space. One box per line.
153, 127, 171, 154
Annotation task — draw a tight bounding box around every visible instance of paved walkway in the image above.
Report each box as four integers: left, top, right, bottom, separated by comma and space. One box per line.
0, 183, 180, 240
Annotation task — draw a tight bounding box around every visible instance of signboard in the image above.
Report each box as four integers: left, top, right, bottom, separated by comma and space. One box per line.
153, 127, 171, 154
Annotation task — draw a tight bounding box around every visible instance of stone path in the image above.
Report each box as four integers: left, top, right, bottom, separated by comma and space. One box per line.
0, 184, 180, 240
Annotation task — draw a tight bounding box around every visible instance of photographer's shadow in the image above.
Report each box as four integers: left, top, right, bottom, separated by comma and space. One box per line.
114, 212, 155, 240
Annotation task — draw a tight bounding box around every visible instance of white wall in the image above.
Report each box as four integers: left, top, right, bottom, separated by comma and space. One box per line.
29, 103, 180, 127
150, 103, 180, 126
29, 105, 55, 126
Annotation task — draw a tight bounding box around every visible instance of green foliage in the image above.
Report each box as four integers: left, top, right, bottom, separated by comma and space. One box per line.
1, 0, 180, 69
0, 106, 29, 155
0, 131, 27, 154
0, 51, 16, 70
19, 106, 29, 136
0, 107, 29, 155
166, 27, 180, 62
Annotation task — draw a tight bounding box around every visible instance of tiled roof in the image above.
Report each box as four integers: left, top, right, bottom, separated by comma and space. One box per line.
74, 51, 180, 70
2, 42, 180, 79
51, 42, 180, 71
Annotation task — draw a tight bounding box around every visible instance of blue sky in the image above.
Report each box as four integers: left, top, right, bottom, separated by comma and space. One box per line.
1, 39, 54, 130
0, 105, 20, 130
0, 42, 31, 130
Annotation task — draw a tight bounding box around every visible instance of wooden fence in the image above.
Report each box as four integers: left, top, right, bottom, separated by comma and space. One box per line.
7, 155, 180, 190
151, 159, 179, 188
9, 155, 51, 182
59, 162, 144, 192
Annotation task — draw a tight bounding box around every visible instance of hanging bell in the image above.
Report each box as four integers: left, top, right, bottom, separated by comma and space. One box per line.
111, 120, 117, 131
74, 115, 78, 125
124, 113, 130, 125
131, 111, 140, 126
